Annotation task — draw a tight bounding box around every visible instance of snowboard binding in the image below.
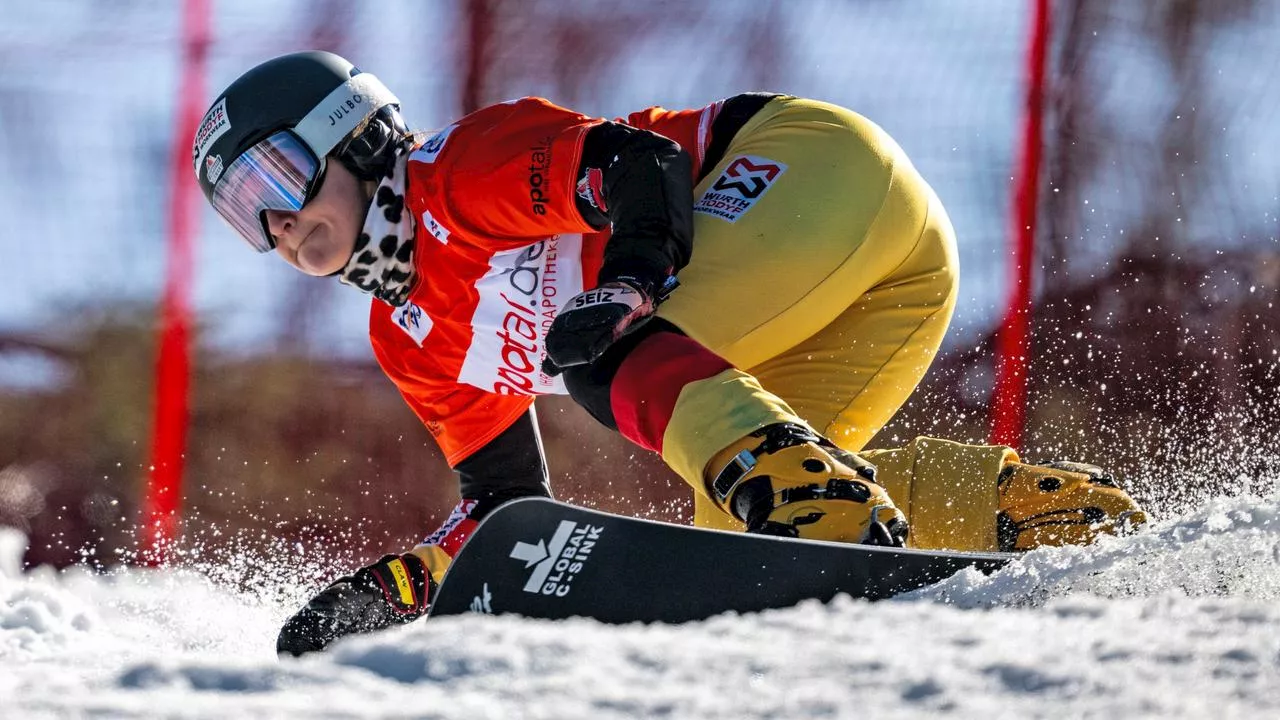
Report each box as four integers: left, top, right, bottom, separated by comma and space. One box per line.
707, 423, 909, 546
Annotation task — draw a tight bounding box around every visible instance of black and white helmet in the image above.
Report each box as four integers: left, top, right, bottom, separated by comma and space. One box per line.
192, 51, 406, 252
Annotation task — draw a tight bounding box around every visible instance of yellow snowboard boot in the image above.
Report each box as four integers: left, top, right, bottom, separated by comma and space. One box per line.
705, 423, 908, 546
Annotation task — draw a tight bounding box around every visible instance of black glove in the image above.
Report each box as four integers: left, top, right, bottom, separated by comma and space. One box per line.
276, 552, 434, 657
542, 280, 657, 376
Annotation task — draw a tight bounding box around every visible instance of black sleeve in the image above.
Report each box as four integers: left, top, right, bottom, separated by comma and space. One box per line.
574, 122, 694, 297
453, 408, 551, 503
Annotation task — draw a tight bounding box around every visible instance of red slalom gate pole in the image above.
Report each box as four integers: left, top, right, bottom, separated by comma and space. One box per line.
461, 0, 493, 113
141, 0, 210, 564
990, 0, 1050, 449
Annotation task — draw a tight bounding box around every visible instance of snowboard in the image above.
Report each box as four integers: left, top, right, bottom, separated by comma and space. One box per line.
428, 498, 1014, 623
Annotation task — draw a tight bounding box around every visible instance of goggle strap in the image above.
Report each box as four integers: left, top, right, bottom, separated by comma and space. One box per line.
293, 74, 400, 160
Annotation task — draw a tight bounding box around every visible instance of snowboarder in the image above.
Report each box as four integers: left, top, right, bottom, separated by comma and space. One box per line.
192, 52, 1147, 655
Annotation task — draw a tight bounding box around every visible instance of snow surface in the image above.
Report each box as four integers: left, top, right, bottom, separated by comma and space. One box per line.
4, 495, 1280, 719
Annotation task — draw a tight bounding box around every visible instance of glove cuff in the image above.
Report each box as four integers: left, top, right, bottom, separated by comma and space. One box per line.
358, 553, 435, 619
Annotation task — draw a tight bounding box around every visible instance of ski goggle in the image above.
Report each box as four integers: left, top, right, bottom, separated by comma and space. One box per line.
209, 131, 326, 252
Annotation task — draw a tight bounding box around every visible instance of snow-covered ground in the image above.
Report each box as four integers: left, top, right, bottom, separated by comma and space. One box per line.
4, 494, 1280, 719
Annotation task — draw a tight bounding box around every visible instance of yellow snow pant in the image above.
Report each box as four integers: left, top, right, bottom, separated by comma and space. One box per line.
654, 96, 1011, 551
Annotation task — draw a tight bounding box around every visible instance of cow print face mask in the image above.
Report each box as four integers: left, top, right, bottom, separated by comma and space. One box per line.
338, 139, 418, 307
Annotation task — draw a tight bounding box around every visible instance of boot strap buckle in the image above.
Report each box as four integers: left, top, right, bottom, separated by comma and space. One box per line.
711, 449, 757, 503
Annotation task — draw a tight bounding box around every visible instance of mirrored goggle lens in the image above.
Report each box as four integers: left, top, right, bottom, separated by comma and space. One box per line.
210, 132, 320, 252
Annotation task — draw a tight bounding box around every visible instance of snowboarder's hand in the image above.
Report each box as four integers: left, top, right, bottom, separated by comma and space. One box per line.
997, 460, 1149, 551
542, 280, 655, 376
276, 551, 434, 657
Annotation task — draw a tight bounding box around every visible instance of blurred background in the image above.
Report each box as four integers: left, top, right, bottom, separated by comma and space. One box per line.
1, 0, 1277, 571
